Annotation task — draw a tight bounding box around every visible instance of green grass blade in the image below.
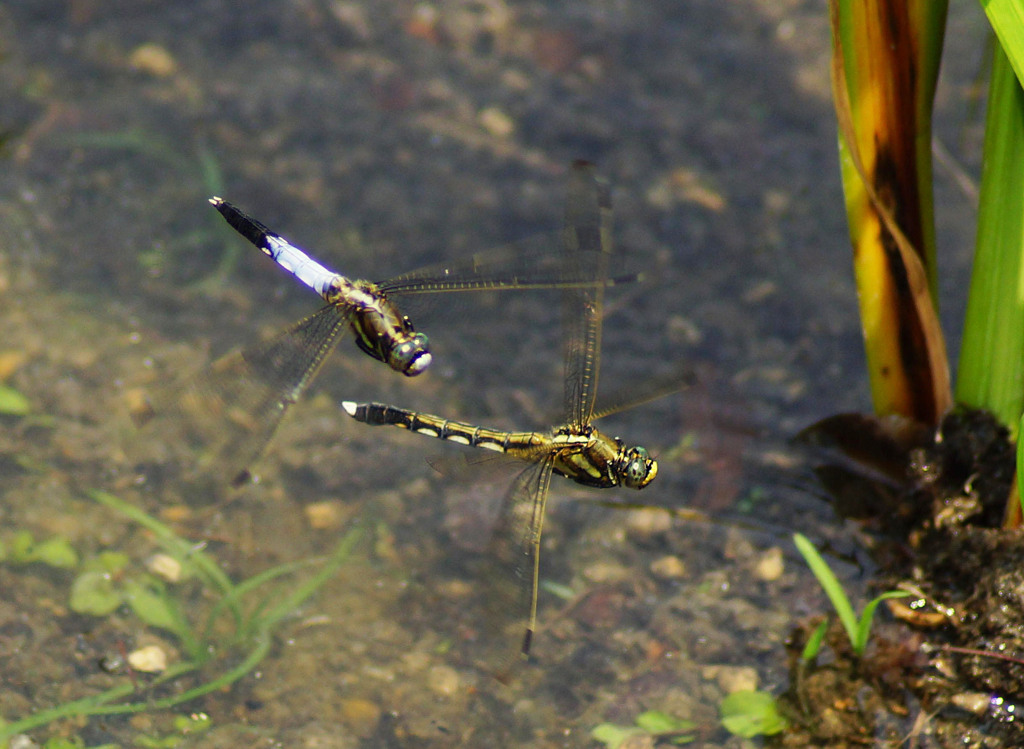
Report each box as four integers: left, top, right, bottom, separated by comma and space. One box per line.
194, 142, 244, 282
202, 557, 314, 641
256, 525, 364, 632
121, 577, 203, 659
984, 0, 1024, 86
85, 490, 237, 600
793, 533, 858, 647
956, 44, 1024, 437
801, 618, 830, 662
853, 590, 911, 655
0, 661, 200, 740
89, 634, 273, 716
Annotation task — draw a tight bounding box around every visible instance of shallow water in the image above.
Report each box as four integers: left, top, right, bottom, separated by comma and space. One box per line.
0, 1, 986, 746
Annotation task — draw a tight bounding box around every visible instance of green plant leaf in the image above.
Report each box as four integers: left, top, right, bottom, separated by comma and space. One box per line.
854, 590, 912, 654
0, 514, 363, 743
831, 0, 952, 424
720, 690, 787, 738
793, 533, 858, 646
956, 43, 1024, 437
92, 550, 132, 574
173, 710, 212, 734
31, 536, 79, 569
635, 710, 694, 734
984, 0, 1024, 88
801, 618, 830, 662
85, 489, 237, 601
69, 570, 123, 616
7, 532, 79, 569
590, 723, 644, 748
0, 384, 31, 415
121, 579, 180, 633
10, 530, 35, 561
42, 737, 85, 749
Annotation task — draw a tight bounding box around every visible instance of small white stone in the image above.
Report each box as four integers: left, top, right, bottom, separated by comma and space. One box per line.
127, 645, 168, 673
146, 553, 183, 583
950, 691, 991, 716
304, 500, 346, 530
753, 547, 784, 581
478, 106, 515, 138
427, 664, 462, 697
702, 664, 758, 694
650, 555, 686, 580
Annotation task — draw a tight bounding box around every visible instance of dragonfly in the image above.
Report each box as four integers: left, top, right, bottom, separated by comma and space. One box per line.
341, 161, 657, 673
135, 180, 633, 487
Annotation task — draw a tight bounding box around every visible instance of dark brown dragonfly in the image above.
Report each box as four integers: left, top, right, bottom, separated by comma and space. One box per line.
342, 161, 657, 674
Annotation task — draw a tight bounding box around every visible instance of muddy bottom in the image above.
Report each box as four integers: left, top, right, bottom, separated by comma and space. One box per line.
783, 408, 1024, 747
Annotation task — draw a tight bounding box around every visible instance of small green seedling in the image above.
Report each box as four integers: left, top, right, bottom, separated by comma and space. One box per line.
0, 384, 31, 415
135, 713, 212, 749
719, 690, 787, 738
40, 738, 118, 749
3, 530, 79, 568
793, 533, 910, 658
800, 618, 830, 662
591, 709, 696, 747
0, 489, 363, 744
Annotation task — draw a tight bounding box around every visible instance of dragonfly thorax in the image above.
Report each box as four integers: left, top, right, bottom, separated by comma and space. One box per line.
548, 426, 656, 490
327, 277, 433, 376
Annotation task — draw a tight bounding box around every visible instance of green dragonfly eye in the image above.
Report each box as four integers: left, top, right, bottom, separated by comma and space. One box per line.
622, 446, 656, 489
392, 333, 431, 376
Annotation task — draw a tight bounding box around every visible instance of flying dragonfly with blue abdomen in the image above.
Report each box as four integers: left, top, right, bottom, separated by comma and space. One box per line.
341, 162, 659, 676
135, 180, 634, 486
209, 198, 433, 377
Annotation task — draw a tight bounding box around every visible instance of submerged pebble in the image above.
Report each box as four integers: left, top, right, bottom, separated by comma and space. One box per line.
427, 664, 462, 697
129, 43, 178, 77
339, 697, 383, 736
650, 554, 687, 579
753, 546, 784, 581
702, 664, 758, 694
146, 553, 183, 583
127, 645, 167, 673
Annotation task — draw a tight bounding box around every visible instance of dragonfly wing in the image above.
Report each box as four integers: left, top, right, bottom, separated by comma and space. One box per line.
380, 234, 631, 295
562, 161, 613, 431
591, 362, 698, 422
142, 304, 350, 486
473, 454, 555, 680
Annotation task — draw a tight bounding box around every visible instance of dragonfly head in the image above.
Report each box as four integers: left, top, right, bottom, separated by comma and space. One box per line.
619, 445, 657, 489
391, 332, 432, 376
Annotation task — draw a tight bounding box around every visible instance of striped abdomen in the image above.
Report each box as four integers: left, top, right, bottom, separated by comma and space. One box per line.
341, 401, 549, 456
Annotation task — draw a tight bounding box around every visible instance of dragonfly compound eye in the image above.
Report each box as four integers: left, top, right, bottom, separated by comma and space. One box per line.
622, 446, 656, 489
393, 333, 432, 376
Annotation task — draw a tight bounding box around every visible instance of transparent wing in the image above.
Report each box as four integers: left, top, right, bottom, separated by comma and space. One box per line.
380, 233, 630, 296
591, 363, 697, 422
473, 453, 555, 680
138, 304, 350, 486
562, 161, 613, 431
